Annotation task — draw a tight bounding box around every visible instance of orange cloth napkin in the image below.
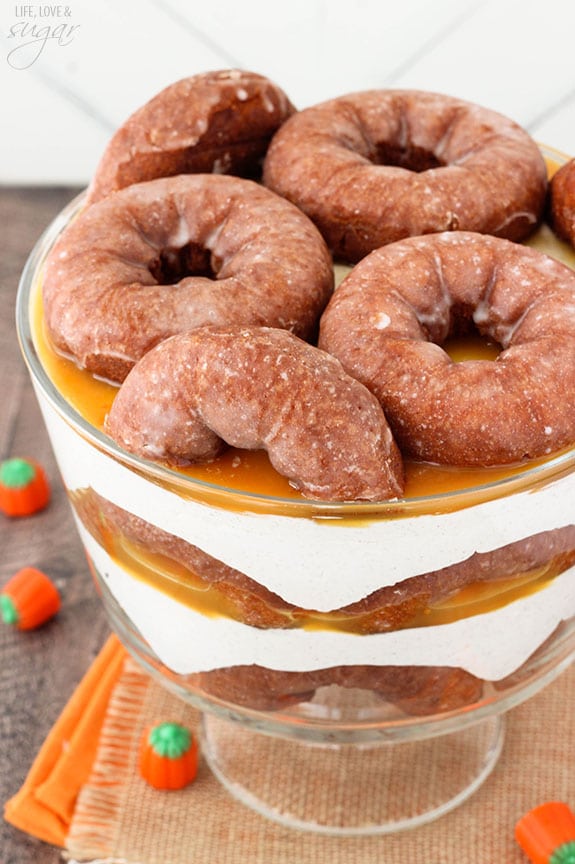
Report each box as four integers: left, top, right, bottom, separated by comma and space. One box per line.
4, 634, 126, 846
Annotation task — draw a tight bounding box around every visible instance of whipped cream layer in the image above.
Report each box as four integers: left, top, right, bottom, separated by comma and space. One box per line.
33, 383, 575, 682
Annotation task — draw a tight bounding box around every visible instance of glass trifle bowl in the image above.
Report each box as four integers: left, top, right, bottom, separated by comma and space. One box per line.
16, 147, 575, 835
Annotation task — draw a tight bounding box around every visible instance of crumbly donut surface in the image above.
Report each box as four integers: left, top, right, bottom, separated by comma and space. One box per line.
319, 232, 575, 465
264, 89, 547, 262
87, 69, 295, 204
105, 326, 404, 502
43, 174, 334, 382
549, 158, 575, 248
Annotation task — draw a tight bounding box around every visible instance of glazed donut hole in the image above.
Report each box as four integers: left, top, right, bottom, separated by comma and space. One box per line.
332, 102, 447, 173
371, 140, 444, 172
148, 240, 221, 285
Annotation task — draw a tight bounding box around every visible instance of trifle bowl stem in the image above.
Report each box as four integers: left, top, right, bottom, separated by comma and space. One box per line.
200, 706, 505, 835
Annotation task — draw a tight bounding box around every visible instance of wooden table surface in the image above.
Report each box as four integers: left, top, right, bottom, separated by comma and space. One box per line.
0, 187, 111, 863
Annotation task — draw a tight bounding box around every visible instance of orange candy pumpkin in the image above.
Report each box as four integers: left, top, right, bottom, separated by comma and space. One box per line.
139, 722, 199, 790
0, 458, 50, 517
515, 801, 575, 864
1, 567, 61, 630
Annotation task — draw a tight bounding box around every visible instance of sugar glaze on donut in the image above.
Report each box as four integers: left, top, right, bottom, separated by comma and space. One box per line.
105, 326, 404, 502
319, 231, 575, 466
43, 174, 334, 383
264, 89, 547, 262
87, 69, 295, 205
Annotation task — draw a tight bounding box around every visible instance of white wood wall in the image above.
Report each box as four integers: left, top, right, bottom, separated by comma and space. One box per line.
2, 0, 575, 184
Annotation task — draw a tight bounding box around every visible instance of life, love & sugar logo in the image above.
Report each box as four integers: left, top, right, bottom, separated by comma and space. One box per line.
6, 5, 80, 69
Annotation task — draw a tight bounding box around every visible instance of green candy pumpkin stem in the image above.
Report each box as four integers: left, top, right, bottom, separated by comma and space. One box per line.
0, 458, 36, 488
149, 722, 192, 759
0, 594, 19, 626
551, 841, 575, 864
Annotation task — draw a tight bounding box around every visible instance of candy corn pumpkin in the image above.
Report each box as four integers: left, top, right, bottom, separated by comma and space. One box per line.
1, 567, 61, 630
139, 722, 199, 790
0, 458, 50, 517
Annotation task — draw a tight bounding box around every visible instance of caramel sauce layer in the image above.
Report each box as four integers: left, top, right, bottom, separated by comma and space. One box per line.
32, 287, 568, 502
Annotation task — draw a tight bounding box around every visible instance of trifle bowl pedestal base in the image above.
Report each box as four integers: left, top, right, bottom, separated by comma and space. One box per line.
200, 703, 505, 836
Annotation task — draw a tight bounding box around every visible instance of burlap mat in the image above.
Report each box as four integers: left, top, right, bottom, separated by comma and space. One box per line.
66, 658, 575, 864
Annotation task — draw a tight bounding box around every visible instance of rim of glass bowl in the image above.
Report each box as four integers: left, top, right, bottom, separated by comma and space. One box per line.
16, 143, 575, 519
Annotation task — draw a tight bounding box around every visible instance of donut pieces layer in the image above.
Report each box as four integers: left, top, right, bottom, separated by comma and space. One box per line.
264, 89, 547, 262
87, 69, 295, 204
105, 327, 404, 502
43, 174, 334, 382
319, 232, 575, 465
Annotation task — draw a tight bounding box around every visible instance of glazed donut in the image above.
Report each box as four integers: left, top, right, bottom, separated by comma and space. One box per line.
319, 231, 575, 465
43, 174, 334, 383
263, 89, 547, 262
549, 158, 575, 247
87, 69, 295, 205
105, 326, 404, 502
